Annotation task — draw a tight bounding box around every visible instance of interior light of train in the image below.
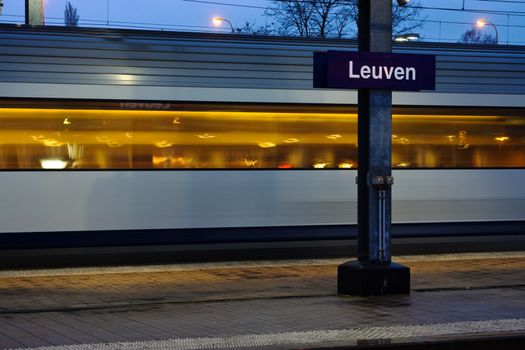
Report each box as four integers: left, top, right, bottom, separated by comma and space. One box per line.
396, 162, 411, 167
106, 139, 122, 148
40, 159, 68, 169
313, 162, 329, 168
257, 142, 276, 148
173, 156, 192, 166
393, 135, 408, 144
43, 139, 64, 147
2, 105, 525, 169
278, 163, 293, 169
32, 135, 46, 141
152, 156, 170, 165
396, 137, 411, 145
197, 133, 216, 139
244, 159, 258, 167
397, 114, 499, 121
155, 141, 173, 148
338, 162, 354, 168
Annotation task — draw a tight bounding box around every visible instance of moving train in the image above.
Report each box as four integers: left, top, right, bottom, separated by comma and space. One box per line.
0, 25, 524, 264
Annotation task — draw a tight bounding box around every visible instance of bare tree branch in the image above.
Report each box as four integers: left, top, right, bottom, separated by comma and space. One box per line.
459, 27, 496, 44
266, 0, 424, 39
64, 2, 79, 27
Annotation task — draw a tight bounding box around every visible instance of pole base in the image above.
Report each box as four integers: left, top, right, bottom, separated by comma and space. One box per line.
338, 260, 410, 296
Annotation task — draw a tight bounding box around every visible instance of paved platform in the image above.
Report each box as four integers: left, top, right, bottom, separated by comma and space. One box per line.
1, 252, 525, 349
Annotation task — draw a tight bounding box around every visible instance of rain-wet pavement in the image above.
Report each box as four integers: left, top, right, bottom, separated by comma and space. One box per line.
0, 252, 525, 349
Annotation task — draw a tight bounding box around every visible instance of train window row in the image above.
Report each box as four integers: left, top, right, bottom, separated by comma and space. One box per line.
0, 100, 524, 169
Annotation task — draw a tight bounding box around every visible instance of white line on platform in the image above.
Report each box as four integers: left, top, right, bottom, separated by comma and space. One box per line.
1, 251, 525, 278
6, 318, 525, 350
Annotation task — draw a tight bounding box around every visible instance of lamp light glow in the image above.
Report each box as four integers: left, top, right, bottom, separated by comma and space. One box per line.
394, 33, 419, 42
40, 159, 68, 169
212, 16, 234, 33
212, 17, 223, 26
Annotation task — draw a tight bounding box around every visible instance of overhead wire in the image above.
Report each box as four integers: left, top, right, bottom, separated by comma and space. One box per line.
183, 0, 525, 17
2, 15, 524, 30
182, 0, 267, 9
474, 0, 525, 3
2, 0, 525, 43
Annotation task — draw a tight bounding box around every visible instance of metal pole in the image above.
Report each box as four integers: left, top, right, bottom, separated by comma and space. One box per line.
337, 0, 410, 296
222, 18, 235, 33
487, 21, 499, 44
25, 0, 44, 26
357, 0, 393, 264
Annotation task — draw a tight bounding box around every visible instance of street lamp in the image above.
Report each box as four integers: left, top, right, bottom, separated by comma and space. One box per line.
477, 19, 499, 44
212, 17, 235, 33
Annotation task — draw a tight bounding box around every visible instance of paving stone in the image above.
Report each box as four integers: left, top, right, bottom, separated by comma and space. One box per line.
0, 253, 524, 349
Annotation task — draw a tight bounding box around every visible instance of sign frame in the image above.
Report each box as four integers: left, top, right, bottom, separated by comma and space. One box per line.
314, 51, 436, 91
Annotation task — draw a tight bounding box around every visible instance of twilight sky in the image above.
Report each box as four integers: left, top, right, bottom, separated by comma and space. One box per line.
1, 0, 525, 44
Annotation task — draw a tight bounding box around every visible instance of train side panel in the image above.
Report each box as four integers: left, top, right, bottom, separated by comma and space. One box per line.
1, 169, 524, 234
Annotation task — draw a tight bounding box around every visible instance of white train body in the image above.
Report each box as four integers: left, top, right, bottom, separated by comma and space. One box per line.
0, 26, 524, 246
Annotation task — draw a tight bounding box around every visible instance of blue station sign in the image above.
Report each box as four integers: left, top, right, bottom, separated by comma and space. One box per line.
314, 51, 436, 91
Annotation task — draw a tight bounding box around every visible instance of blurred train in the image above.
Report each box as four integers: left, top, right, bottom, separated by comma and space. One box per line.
0, 25, 524, 265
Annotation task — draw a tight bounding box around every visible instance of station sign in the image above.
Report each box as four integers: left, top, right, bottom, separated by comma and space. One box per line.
314, 51, 436, 91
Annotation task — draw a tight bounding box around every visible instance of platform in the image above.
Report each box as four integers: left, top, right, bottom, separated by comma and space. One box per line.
1, 252, 525, 349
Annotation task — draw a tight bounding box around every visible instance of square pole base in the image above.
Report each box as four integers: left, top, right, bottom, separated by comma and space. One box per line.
338, 260, 410, 296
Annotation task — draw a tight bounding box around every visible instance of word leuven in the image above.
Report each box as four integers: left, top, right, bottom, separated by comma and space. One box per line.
348, 61, 416, 81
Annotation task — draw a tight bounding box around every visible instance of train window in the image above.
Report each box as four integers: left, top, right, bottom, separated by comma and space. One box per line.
392, 108, 525, 168
0, 100, 523, 169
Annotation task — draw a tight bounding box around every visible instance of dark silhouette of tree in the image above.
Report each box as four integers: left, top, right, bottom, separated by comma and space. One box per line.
459, 27, 496, 44
265, 0, 355, 38
391, 1, 426, 36
235, 21, 275, 36
265, 0, 424, 39
64, 2, 79, 27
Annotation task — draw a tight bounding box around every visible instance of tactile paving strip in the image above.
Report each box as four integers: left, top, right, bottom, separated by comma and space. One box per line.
6, 318, 525, 350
